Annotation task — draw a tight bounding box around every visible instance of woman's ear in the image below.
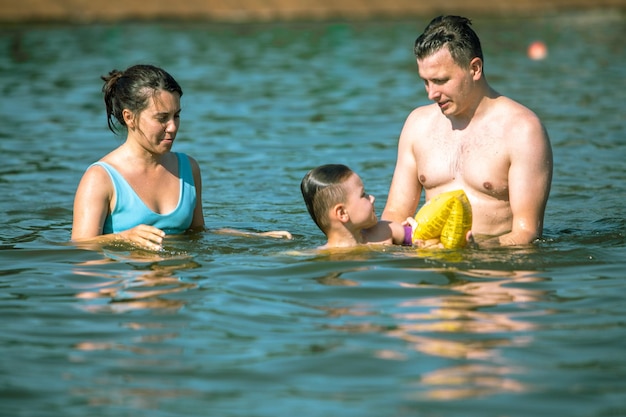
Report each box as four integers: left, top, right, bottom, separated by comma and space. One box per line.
122, 109, 135, 129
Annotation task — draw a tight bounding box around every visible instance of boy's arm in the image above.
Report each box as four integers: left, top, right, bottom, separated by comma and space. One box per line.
387, 220, 413, 246
362, 220, 411, 246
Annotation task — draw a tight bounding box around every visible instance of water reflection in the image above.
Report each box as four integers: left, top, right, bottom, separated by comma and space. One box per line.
416, 363, 527, 400
64, 250, 203, 411
72, 247, 200, 313
69, 385, 201, 411
316, 265, 549, 399
315, 270, 360, 287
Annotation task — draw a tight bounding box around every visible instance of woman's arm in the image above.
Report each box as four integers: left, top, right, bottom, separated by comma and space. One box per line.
212, 228, 292, 239
71, 165, 165, 251
71, 165, 114, 241
188, 156, 206, 230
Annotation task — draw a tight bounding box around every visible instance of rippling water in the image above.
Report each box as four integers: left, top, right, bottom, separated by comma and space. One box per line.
1, 12, 625, 417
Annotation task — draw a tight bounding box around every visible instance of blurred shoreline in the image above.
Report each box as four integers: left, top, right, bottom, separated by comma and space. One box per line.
1, 0, 625, 23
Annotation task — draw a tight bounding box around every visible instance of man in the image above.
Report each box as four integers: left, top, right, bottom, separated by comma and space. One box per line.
382, 15, 553, 247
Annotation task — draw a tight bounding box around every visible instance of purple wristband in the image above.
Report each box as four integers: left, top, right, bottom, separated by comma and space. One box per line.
403, 225, 413, 246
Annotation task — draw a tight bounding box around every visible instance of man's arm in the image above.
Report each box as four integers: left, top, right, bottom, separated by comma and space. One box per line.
382, 111, 423, 223
499, 117, 553, 246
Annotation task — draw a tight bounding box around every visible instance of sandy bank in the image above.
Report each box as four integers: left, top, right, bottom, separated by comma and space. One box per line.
1, 0, 624, 23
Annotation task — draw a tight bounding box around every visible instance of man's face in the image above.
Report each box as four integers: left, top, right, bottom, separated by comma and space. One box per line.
418, 47, 475, 118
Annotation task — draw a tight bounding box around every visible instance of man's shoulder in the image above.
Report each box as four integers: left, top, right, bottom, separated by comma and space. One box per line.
409, 102, 440, 117
405, 103, 441, 130
493, 95, 540, 122
489, 96, 549, 151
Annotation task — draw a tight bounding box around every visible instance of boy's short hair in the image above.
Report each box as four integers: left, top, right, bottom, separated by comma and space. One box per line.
301, 164, 354, 234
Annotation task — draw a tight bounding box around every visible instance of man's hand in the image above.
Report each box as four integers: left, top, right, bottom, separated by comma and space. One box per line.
411, 229, 476, 249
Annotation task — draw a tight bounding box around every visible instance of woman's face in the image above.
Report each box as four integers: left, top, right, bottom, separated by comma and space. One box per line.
130, 90, 181, 154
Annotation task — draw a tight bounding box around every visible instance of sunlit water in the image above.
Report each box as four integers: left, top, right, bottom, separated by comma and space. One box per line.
1, 12, 625, 417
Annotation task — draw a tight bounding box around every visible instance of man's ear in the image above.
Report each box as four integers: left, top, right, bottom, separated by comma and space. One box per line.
332, 203, 350, 224
469, 57, 483, 80
122, 109, 135, 129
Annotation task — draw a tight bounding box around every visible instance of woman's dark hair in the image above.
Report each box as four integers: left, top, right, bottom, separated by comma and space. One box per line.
101, 64, 183, 134
414, 15, 483, 68
301, 164, 354, 233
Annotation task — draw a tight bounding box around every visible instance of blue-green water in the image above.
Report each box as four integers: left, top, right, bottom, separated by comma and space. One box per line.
1, 12, 625, 417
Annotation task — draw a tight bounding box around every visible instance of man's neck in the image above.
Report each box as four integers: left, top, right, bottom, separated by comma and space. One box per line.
449, 82, 496, 130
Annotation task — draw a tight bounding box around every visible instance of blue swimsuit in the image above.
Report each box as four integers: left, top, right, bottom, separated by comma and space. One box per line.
93, 152, 197, 235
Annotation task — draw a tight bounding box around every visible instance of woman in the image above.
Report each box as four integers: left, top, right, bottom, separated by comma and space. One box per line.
72, 64, 289, 251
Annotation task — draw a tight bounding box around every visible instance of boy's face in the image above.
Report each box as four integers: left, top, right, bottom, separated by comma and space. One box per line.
342, 173, 378, 230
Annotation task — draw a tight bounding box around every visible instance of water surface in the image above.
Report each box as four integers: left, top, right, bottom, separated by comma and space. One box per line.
1, 12, 625, 417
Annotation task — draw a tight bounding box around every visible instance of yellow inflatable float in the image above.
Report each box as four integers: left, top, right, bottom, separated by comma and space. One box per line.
412, 190, 472, 249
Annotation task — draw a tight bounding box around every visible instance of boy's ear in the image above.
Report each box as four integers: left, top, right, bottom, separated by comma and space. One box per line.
332, 203, 350, 224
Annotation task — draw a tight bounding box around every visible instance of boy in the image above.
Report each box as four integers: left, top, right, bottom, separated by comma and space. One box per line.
301, 164, 412, 249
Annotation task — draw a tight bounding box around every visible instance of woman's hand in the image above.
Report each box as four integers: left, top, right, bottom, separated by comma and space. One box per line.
258, 230, 293, 239
214, 228, 292, 240
118, 224, 166, 251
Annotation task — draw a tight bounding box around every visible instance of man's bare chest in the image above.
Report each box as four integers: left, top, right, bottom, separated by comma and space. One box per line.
415, 133, 510, 196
